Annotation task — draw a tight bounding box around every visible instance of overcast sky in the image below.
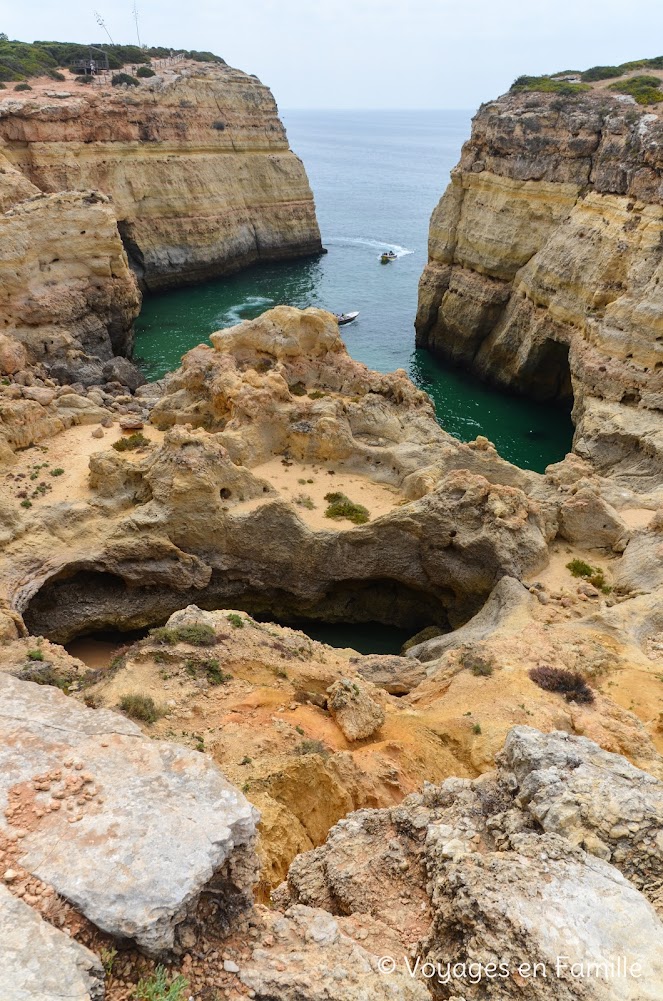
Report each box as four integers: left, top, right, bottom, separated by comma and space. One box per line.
4, 0, 663, 109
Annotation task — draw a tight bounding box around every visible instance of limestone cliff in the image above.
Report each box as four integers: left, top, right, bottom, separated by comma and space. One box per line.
0, 62, 322, 291
416, 84, 663, 482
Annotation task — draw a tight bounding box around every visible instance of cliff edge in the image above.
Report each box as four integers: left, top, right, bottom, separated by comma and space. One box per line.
416, 75, 663, 482
0, 56, 321, 384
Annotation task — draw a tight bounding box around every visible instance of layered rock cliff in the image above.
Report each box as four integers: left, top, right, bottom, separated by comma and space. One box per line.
0, 62, 322, 291
416, 85, 663, 482
0, 59, 321, 384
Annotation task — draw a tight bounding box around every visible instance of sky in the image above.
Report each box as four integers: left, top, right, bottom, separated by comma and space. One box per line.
4, 0, 663, 109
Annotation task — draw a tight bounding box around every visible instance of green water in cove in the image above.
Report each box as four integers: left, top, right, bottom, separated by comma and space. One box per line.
135, 110, 574, 472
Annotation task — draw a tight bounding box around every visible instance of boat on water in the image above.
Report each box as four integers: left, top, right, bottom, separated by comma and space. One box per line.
335, 311, 359, 325
380, 250, 397, 263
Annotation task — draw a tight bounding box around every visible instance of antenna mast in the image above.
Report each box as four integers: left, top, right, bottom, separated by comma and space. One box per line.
94, 11, 114, 45
132, 1, 142, 48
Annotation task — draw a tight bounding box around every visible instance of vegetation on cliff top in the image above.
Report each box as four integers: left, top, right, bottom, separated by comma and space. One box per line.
0, 37, 224, 82
511, 56, 663, 104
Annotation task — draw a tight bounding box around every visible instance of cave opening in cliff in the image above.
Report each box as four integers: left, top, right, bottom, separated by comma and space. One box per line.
23, 569, 450, 662
519, 338, 574, 409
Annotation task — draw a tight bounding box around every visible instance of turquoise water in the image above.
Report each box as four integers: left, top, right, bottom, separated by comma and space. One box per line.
134, 110, 574, 472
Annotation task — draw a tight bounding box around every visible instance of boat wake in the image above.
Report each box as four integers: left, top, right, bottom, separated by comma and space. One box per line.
325, 237, 414, 258
215, 295, 275, 327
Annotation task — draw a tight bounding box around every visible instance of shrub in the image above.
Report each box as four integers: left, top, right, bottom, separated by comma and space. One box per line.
20, 499, 32, 508
136, 65, 156, 78
75, 75, 93, 85
461, 650, 494, 676
48, 69, 66, 81
566, 559, 611, 593
133, 964, 189, 1001
27, 649, 44, 661
308, 390, 326, 399
112, 432, 150, 452
150, 623, 217, 647
227, 613, 245, 629
580, 65, 622, 81
608, 75, 663, 105
112, 72, 139, 87
50, 467, 65, 476
212, 119, 225, 130
529, 665, 595, 704
118, 693, 164, 723
294, 493, 315, 510
324, 492, 370, 525
288, 381, 307, 396
511, 74, 589, 96
15, 82, 32, 91
567, 559, 594, 578
472, 723, 482, 735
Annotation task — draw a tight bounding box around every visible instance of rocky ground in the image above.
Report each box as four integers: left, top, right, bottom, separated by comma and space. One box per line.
0, 303, 663, 996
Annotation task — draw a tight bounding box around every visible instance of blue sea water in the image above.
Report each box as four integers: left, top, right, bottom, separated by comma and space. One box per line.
134, 109, 574, 472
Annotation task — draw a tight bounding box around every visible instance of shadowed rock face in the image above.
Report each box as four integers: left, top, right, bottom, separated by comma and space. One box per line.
416, 89, 663, 484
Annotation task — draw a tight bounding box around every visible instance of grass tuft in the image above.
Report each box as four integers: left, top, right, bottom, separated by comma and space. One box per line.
118, 693, 164, 724
112, 432, 150, 452
324, 492, 370, 524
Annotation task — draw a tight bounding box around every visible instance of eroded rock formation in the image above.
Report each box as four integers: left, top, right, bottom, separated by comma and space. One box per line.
416, 87, 663, 483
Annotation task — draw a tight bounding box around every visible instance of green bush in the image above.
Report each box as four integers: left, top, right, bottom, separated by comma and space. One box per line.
324, 492, 370, 525
580, 65, 623, 81
75, 75, 93, 85
150, 623, 217, 646
15, 82, 32, 91
48, 69, 65, 81
50, 467, 65, 476
608, 75, 663, 105
511, 74, 590, 95
118, 693, 164, 724
227, 613, 245, 629
27, 649, 44, 661
112, 72, 139, 87
136, 65, 156, 78
112, 432, 150, 452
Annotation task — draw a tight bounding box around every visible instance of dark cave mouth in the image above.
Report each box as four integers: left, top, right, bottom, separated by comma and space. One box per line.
26, 568, 450, 663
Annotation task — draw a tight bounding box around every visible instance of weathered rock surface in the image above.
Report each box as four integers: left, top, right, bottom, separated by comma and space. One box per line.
0, 189, 140, 382
416, 86, 663, 483
0, 62, 322, 291
6, 308, 551, 643
499, 726, 663, 902
240, 904, 430, 1000
327, 678, 385, 740
281, 727, 663, 1000
0, 883, 104, 1001
0, 672, 258, 954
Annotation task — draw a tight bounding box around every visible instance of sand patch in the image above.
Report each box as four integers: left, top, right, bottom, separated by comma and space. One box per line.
235, 458, 401, 530
4, 422, 163, 511
619, 507, 656, 530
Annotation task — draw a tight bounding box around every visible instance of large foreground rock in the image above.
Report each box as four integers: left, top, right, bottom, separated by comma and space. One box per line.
280, 727, 663, 999
428, 833, 663, 1000
499, 726, 663, 902
0, 674, 258, 954
0, 883, 104, 1000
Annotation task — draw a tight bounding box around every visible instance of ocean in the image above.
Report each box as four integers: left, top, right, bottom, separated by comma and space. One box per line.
134, 109, 574, 472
